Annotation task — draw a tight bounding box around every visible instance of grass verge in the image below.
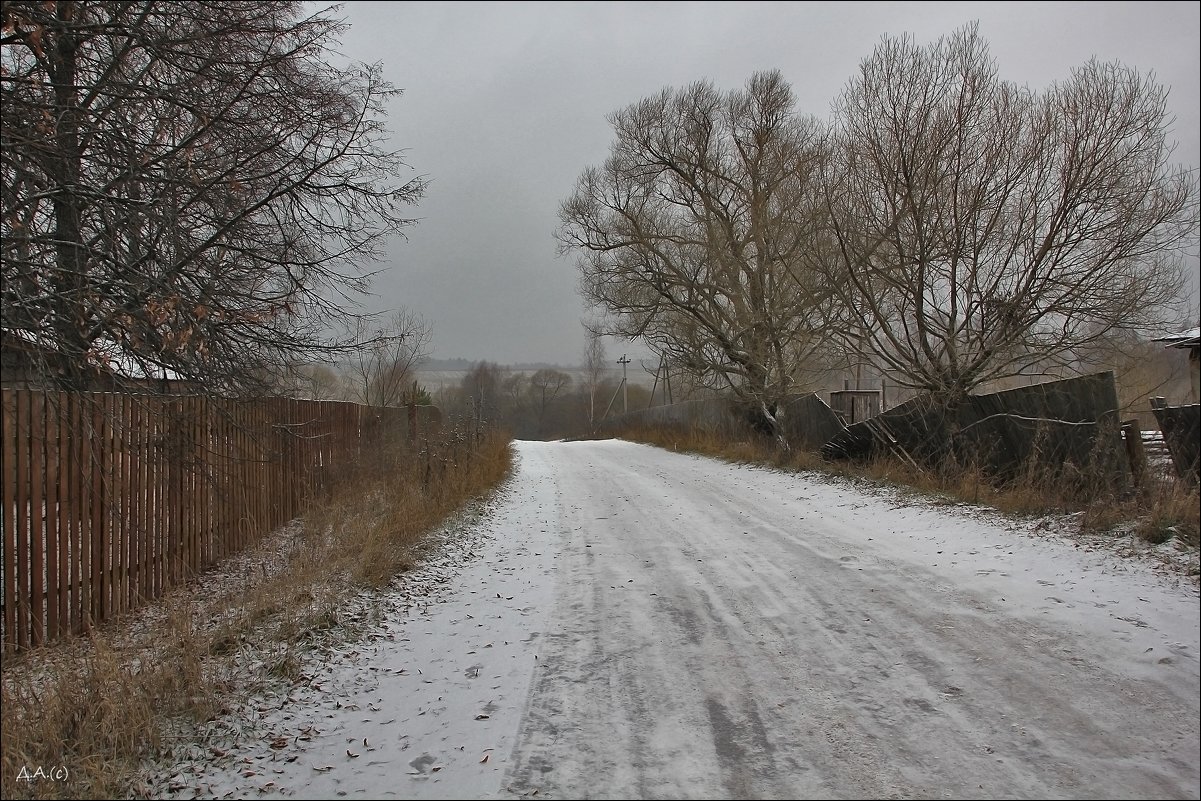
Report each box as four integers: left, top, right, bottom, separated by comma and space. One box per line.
1, 428, 512, 800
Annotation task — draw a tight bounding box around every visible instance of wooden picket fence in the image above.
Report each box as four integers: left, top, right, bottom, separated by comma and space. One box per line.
1, 390, 418, 652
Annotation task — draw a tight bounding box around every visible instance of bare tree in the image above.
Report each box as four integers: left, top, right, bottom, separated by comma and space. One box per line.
282, 361, 345, 401
1, 1, 425, 394
817, 24, 1197, 403
528, 368, 572, 437
496, 370, 528, 432
581, 324, 607, 428
457, 361, 503, 427
346, 308, 431, 407
557, 71, 833, 445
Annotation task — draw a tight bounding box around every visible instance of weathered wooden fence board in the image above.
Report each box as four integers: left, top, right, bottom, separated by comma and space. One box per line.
1151, 401, 1200, 483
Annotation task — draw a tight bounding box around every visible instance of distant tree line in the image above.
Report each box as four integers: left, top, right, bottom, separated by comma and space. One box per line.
434, 358, 673, 441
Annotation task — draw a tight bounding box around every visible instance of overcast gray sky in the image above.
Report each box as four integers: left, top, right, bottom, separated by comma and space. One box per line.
330, 1, 1200, 366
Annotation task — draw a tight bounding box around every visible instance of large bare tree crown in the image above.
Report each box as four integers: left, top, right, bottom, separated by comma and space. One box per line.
2, 1, 425, 395
557, 70, 834, 442
816, 23, 1197, 399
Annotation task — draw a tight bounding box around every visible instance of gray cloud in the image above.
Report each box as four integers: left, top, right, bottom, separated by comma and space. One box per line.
332, 1, 1200, 365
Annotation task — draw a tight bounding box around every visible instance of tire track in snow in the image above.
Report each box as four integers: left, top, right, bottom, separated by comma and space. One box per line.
502, 440, 1199, 800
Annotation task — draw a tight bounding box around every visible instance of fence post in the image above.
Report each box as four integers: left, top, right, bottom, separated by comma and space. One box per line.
48, 392, 65, 640
1121, 419, 1147, 488
3, 391, 21, 651
74, 395, 88, 632
92, 393, 105, 625
115, 392, 128, 617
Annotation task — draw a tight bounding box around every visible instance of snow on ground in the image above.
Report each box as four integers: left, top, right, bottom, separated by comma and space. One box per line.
143, 456, 563, 800
147, 439, 1199, 800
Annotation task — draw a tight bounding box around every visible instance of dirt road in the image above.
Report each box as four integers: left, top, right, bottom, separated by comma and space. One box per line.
172, 439, 1200, 800
498, 441, 1199, 800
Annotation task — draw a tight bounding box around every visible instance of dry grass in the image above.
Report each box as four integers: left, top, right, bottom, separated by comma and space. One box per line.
1126, 479, 1200, 547
1, 428, 512, 800
1, 603, 220, 800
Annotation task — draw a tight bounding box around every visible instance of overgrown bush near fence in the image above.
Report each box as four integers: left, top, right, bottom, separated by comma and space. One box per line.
0, 390, 438, 652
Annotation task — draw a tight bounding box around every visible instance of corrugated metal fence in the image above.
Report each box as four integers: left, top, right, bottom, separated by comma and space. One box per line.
0, 390, 422, 652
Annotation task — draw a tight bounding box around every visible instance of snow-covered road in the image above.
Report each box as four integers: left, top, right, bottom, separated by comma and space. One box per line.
178, 439, 1200, 800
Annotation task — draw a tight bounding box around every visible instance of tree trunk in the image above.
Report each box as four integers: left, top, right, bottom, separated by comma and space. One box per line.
48, 5, 89, 389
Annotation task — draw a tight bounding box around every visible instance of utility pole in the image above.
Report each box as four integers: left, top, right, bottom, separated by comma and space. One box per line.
617, 354, 631, 414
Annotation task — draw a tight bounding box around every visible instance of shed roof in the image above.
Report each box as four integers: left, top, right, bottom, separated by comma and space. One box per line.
1152, 327, 1200, 349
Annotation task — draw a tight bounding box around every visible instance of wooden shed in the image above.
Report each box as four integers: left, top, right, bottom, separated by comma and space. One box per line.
1152, 327, 1200, 403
